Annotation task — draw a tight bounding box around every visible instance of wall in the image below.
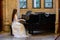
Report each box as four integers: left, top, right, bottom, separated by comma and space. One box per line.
55, 0, 59, 34
3, 0, 18, 32
20, 0, 56, 15
3, 0, 18, 24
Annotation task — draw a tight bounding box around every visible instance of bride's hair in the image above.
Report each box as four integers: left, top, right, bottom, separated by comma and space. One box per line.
12, 9, 17, 22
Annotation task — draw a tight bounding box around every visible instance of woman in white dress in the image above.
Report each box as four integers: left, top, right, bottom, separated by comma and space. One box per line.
11, 9, 28, 38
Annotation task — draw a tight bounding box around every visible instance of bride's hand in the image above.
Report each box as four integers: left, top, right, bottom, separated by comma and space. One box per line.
20, 19, 26, 21
19, 19, 26, 23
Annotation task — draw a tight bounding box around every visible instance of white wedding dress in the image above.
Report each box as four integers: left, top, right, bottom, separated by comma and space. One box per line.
12, 18, 28, 38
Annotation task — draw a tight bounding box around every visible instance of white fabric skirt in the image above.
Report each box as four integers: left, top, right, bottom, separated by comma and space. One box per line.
12, 21, 28, 38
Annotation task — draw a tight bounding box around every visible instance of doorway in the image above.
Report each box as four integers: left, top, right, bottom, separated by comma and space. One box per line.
0, 0, 3, 32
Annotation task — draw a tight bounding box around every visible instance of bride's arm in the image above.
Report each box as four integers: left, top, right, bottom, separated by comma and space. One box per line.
15, 14, 26, 22
14, 14, 20, 22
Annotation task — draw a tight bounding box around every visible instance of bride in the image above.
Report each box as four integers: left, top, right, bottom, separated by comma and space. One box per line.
11, 9, 28, 38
